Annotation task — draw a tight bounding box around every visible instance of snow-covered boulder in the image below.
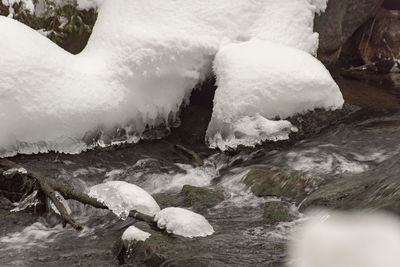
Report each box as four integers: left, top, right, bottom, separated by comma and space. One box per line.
88, 181, 160, 219
121, 225, 151, 245
206, 40, 344, 150
154, 207, 214, 238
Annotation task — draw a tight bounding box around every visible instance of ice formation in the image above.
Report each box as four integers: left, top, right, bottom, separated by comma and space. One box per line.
121, 225, 151, 244
289, 210, 400, 267
0, 0, 343, 156
88, 181, 160, 219
154, 207, 214, 238
207, 40, 344, 150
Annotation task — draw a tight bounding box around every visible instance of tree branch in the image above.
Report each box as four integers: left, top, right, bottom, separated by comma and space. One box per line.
0, 158, 156, 229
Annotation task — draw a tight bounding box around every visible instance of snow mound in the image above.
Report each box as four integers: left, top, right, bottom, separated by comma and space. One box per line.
0, 0, 340, 156
88, 181, 160, 219
154, 207, 214, 238
121, 225, 151, 244
206, 40, 343, 150
289, 210, 400, 267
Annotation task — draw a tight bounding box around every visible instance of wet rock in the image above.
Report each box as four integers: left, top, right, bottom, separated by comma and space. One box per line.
153, 185, 224, 211
288, 103, 359, 140
315, 0, 383, 62
263, 201, 291, 225
299, 176, 375, 211
357, 9, 400, 65
243, 169, 317, 201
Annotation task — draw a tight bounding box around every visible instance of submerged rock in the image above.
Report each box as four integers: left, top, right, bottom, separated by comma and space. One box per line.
263, 201, 292, 225
243, 169, 317, 201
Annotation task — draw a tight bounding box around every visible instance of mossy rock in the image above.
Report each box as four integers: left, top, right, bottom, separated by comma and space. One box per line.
153, 185, 224, 211
243, 169, 315, 201
179, 185, 224, 210
263, 201, 291, 225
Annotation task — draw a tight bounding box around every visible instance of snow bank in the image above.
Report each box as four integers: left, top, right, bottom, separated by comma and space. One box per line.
0, 0, 342, 156
289, 210, 400, 267
121, 225, 151, 244
88, 181, 160, 219
154, 207, 214, 238
206, 40, 344, 150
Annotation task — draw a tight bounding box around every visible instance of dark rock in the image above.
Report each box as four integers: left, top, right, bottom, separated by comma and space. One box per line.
243, 169, 318, 201
263, 201, 291, 225
382, 0, 400, 10
357, 9, 400, 64
315, 0, 383, 59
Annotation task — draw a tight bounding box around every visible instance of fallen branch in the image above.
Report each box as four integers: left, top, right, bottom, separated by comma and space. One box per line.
39, 177, 82, 230
174, 144, 204, 166
0, 158, 155, 230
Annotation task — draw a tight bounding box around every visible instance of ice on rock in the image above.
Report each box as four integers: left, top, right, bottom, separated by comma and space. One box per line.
88, 181, 160, 219
2, 167, 27, 175
154, 207, 214, 238
0, 0, 341, 156
206, 40, 344, 150
121, 225, 151, 244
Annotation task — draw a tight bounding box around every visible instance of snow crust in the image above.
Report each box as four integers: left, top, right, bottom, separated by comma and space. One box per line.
154, 207, 214, 238
88, 181, 160, 219
121, 225, 151, 244
207, 40, 344, 150
289, 210, 400, 267
0, 0, 342, 156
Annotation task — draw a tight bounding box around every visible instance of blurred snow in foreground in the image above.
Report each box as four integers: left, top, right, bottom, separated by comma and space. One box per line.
289, 210, 400, 267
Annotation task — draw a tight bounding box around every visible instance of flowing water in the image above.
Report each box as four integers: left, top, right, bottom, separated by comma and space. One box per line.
1, 74, 400, 266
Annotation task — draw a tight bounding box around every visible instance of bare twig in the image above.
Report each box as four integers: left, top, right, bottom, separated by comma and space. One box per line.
174, 144, 204, 166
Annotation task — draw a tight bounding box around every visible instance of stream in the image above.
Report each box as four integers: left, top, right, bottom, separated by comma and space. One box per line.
1, 74, 400, 266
